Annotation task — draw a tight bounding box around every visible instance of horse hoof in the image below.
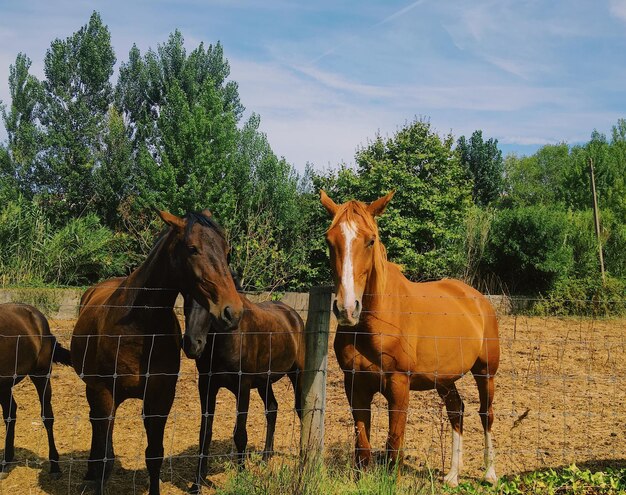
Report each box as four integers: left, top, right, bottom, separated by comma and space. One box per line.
443, 471, 459, 488
188, 483, 201, 495
484, 466, 498, 485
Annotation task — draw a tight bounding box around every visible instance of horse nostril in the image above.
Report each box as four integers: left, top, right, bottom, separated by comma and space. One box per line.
223, 306, 234, 324
354, 300, 361, 316
332, 300, 340, 316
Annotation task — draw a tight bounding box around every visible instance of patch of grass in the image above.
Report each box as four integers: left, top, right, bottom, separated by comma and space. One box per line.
11, 287, 64, 315
213, 453, 441, 495
447, 465, 626, 495
213, 459, 626, 495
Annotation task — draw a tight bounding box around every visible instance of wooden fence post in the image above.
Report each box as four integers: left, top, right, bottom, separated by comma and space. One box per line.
588, 157, 606, 284
300, 285, 333, 461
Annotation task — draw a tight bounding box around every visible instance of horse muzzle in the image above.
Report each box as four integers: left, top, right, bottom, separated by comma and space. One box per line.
333, 298, 362, 326
182, 334, 206, 359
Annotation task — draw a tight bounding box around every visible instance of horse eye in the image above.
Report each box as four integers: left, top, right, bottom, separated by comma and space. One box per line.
367, 238, 376, 248
188, 245, 199, 255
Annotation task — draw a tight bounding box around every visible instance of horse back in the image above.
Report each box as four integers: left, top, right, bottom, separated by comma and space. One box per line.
0, 303, 49, 383
230, 298, 304, 375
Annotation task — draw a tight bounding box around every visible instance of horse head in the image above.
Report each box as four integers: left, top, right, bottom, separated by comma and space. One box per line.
320, 190, 395, 326
158, 209, 243, 331
181, 269, 242, 359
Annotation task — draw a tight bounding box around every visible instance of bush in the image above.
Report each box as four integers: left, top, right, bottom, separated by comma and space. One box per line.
533, 275, 626, 317
481, 206, 573, 294
0, 197, 128, 286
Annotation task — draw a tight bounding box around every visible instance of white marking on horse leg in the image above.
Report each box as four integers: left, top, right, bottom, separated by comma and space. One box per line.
340, 221, 357, 311
484, 431, 498, 484
444, 429, 463, 487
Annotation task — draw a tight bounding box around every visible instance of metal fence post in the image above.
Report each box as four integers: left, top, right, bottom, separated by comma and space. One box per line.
300, 285, 333, 461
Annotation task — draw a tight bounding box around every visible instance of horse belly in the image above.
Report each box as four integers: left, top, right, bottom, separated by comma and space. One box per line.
410, 328, 483, 385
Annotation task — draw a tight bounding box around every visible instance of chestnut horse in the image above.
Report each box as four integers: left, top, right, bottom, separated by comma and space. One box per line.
0, 303, 71, 479
320, 190, 500, 487
182, 293, 304, 493
71, 210, 243, 495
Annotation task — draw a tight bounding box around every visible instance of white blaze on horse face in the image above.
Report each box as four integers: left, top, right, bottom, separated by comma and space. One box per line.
339, 221, 358, 311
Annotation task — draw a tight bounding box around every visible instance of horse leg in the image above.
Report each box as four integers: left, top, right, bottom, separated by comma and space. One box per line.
233, 381, 251, 468
437, 383, 465, 487
288, 369, 302, 421
143, 378, 177, 495
473, 365, 498, 484
31, 374, 61, 477
0, 389, 17, 479
344, 372, 375, 470
191, 374, 218, 494
85, 386, 117, 493
259, 383, 278, 461
382, 373, 410, 469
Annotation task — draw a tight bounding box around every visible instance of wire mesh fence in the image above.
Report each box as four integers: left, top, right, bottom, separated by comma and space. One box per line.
0, 287, 625, 494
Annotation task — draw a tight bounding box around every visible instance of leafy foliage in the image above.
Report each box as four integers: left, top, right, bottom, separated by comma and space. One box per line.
481, 206, 573, 294
312, 119, 473, 281
457, 130, 504, 206
0, 197, 126, 285
0, 11, 624, 305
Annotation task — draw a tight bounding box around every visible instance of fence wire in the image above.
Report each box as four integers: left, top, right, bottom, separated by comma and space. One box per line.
0, 288, 624, 494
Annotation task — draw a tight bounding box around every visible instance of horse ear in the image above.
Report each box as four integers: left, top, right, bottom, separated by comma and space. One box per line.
157, 210, 186, 230
320, 190, 339, 217
201, 209, 212, 219
367, 190, 395, 217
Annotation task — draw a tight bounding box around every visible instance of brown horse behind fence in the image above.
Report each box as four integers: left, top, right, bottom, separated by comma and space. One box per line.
320, 190, 500, 487
182, 293, 304, 494
71, 210, 243, 495
0, 303, 72, 479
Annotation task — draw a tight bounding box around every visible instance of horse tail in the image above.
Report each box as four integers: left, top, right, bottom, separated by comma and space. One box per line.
52, 338, 72, 366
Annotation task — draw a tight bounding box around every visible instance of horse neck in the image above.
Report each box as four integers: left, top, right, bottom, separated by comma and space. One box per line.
362, 260, 407, 316
123, 232, 179, 309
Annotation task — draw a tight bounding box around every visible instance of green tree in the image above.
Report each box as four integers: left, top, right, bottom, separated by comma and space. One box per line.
482, 206, 574, 294
116, 31, 243, 151
0, 53, 43, 198
93, 107, 135, 227
503, 143, 572, 208
37, 11, 116, 221
457, 130, 504, 206
314, 119, 472, 281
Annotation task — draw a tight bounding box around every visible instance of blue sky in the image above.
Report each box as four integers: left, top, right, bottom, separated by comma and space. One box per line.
1, 0, 625, 172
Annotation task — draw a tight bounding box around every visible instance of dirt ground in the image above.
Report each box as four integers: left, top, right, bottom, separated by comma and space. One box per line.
1, 315, 625, 494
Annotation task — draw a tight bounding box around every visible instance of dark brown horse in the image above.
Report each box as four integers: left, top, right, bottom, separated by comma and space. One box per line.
71, 210, 243, 495
0, 303, 72, 479
182, 292, 304, 493
320, 190, 500, 487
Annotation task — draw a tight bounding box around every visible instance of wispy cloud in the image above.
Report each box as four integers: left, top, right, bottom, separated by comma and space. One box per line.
376, 0, 427, 26
609, 0, 626, 21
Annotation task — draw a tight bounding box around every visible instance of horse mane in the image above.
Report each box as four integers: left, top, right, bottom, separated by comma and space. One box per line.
328, 200, 388, 297
184, 211, 226, 243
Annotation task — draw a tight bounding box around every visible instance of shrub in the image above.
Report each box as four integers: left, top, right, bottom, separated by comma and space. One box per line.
481, 206, 573, 294
0, 197, 128, 286
533, 275, 626, 317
